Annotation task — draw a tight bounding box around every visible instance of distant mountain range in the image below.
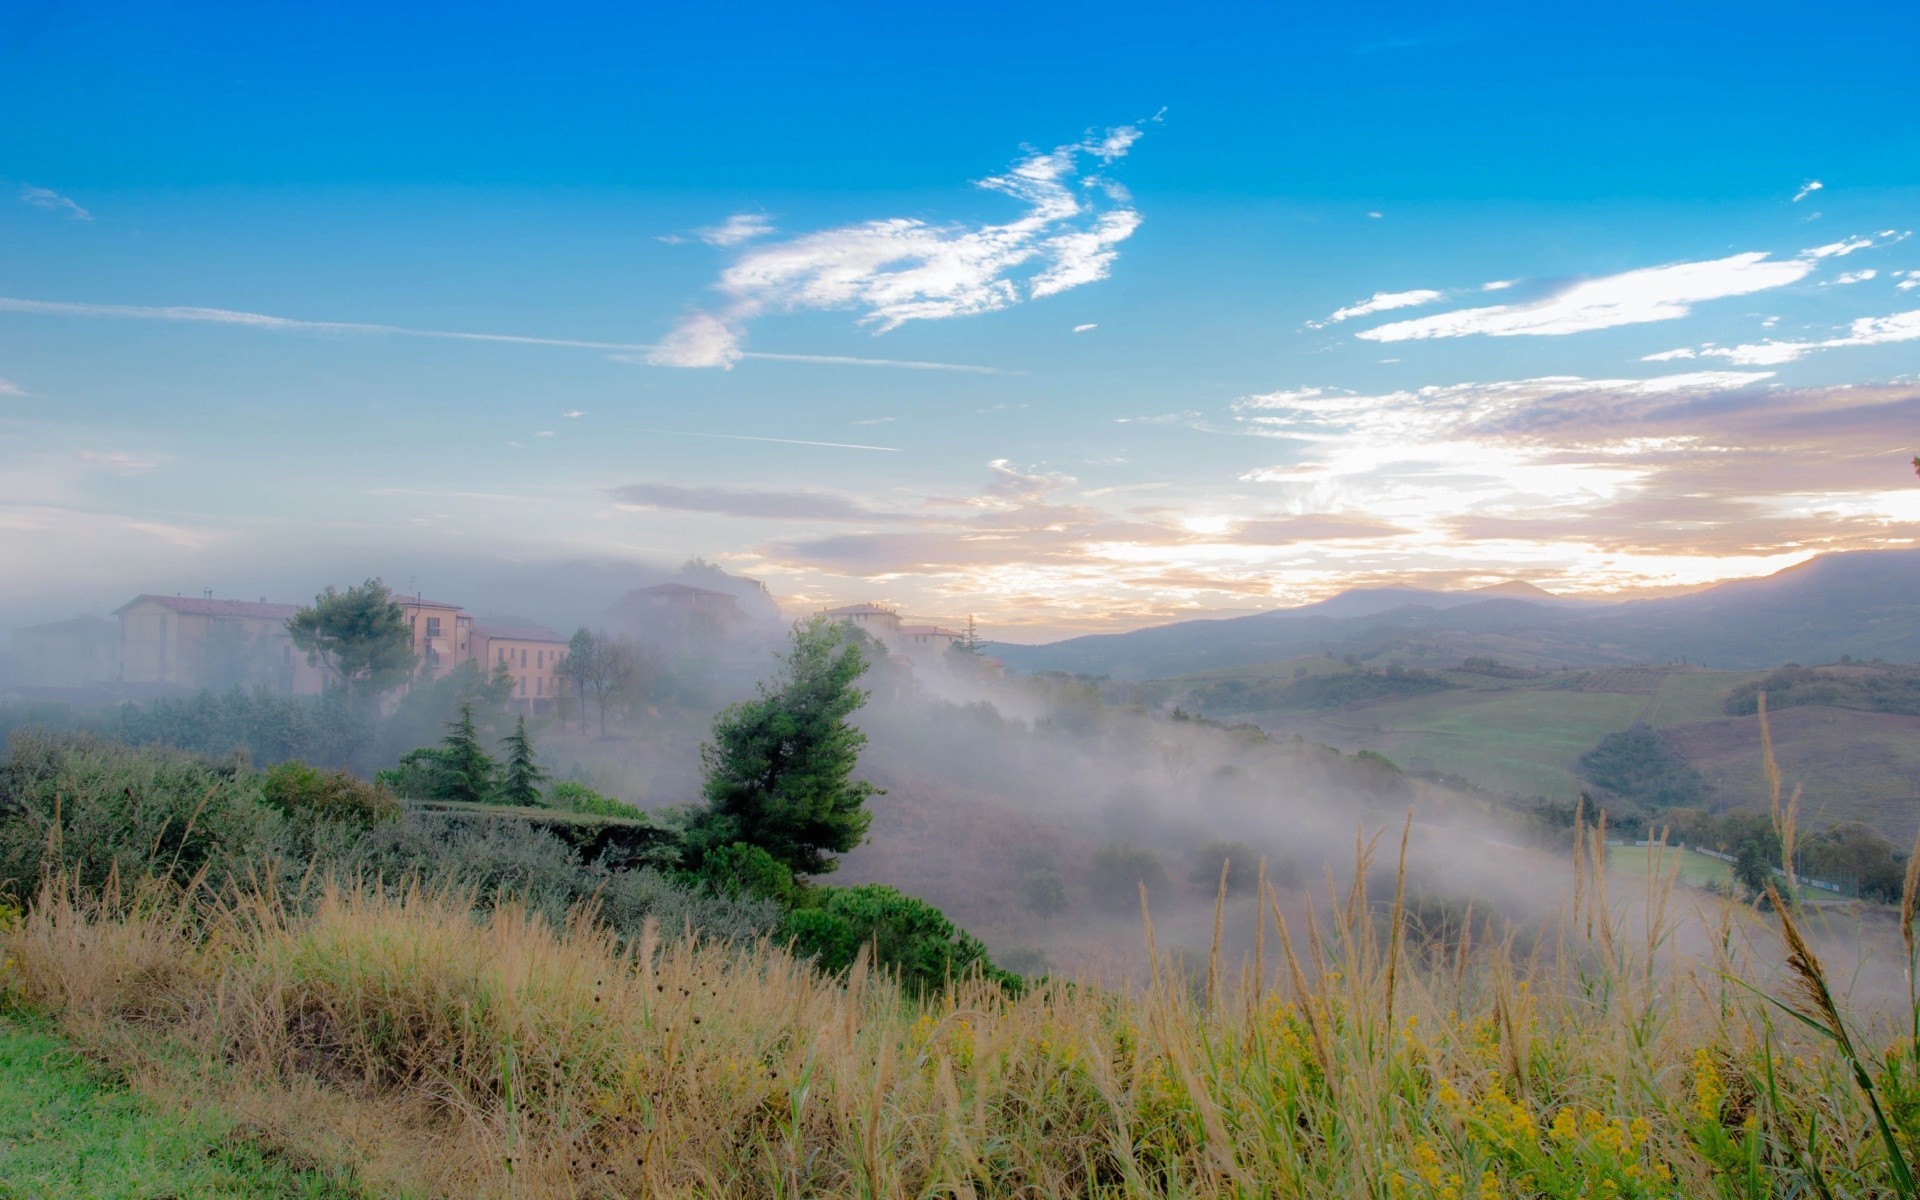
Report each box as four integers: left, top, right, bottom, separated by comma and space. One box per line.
990, 549, 1920, 679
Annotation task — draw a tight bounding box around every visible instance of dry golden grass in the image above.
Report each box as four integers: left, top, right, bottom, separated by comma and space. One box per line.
6, 821, 1920, 1200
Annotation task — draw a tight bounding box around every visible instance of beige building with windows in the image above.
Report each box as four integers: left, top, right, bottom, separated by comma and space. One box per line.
820, 603, 966, 663
114, 594, 327, 695
396, 596, 472, 681
473, 624, 570, 711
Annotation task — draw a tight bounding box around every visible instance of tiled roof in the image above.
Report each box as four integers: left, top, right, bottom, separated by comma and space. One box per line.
394, 596, 466, 610
115, 594, 299, 619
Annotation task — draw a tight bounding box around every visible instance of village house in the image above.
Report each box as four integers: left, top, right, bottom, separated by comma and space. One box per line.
395, 596, 472, 681
819, 603, 968, 663
472, 623, 570, 711
114, 594, 328, 695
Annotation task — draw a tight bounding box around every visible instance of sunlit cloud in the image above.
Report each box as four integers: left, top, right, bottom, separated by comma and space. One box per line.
648, 124, 1146, 368
1309, 288, 1444, 328
1649, 308, 1920, 365
1356, 253, 1815, 341
1793, 179, 1824, 203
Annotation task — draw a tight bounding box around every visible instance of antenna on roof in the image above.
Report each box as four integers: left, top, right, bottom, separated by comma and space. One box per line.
203, 588, 213, 599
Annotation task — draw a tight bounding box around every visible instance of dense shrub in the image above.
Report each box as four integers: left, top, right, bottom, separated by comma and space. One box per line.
781, 883, 1012, 994
348, 813, 776, 944
697, 841, 798, 905
548, 780, 644, 819
0, 731, 283, 899
1577, 724, 1711, 809
1088, 842, 1169, 911
260, 760, 401, 830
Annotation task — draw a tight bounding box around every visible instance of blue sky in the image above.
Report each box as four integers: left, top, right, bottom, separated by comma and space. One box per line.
4, 0, 1919, 636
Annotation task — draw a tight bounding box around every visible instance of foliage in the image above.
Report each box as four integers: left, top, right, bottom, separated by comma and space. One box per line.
496, 716, 547, 807
1578, 723, 1711, 809
114, 685, 367, 770
781, 883, 1012, 995
398, 702, 495, 805
685, 617, 877, 877
1726, 662, 1920, 717
1187, 840, 1263, 895
1018, 868, 1068, 919
259, 760, 400, 832
346, 813, 776, 945
1088, 841, 1168, 911
546, 780, 643, 819
0, 732, 282, 899
284, 579, 416, 695
697, 841, 798, 906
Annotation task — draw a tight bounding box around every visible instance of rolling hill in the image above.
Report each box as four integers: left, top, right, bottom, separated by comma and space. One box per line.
991, 549, 1920, 680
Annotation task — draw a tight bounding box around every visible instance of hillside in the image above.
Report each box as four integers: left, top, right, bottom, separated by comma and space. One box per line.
992, 548, 1920, 679
1136, 656, 1920, 843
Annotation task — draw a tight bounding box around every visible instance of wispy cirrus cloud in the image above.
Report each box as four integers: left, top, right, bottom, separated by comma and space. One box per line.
648, 124, 1147, 368
1308, 288, 1444, 328
611, 482, 917, 523
0, 296, 1003, 373
1349, 232, 1908, 343
1644, 308, 1920, 365
1355, 253, 1815, 341
19, 184, 90, 221
1793, 179, 1824, 203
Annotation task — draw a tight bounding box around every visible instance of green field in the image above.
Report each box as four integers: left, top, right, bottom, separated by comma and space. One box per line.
0, 1016, 356, 1199
1605, 843, 1732, 890
1283, 688, 1652, 799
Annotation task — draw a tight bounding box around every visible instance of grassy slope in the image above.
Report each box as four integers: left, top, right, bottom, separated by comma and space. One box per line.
0, 1016, 354, 1200
1154, 663, 1920, 842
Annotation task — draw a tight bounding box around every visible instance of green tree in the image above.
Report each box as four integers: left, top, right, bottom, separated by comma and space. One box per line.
496, 715, 547, 807
685, 617, 877, 877
285, 579, 417, 696
1019, 868, 1068, 922
433, 702, 495, 804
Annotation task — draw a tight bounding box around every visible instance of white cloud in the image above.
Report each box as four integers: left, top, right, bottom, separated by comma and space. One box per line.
19, 185, 91, 221
1366, 211, 1383, 219
697, 213, 774, 247
1356, 252, 1814, 342
648, 125, 1146, 368
1674, 309, 1920, 365
1793, 180, 1824, 203
1481, 279, 1516, 291
563, 410, 584, 418
535, 430, 554, 437
1310, 288, 1445, 328
1832, 269, 1877, 285
1073, 323, 1098, 333
0, 379, 22, 396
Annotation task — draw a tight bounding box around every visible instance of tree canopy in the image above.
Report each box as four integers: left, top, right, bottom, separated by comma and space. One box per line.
685, 617, 876, 877
285, 580, 416, 695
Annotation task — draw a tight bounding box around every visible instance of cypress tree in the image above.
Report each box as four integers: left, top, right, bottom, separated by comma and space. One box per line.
436, 701, 495, 805
497, 714, 547, 807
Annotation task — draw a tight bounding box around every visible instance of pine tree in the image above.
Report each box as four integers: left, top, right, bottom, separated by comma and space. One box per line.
497, 714, 547, 807
963, 613, 981, 654
436, 701, 495, 805
685, 617, 878, 877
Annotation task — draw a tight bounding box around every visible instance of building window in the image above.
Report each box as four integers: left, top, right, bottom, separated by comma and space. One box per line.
519, 676, 527, 696
537, 676, 544, 696
498, 648, 506, 664
425, 617, 442, 638
519, 649, 527, 667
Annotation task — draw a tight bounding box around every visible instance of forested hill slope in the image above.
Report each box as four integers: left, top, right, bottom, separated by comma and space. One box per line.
990, 549, 1920, 679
